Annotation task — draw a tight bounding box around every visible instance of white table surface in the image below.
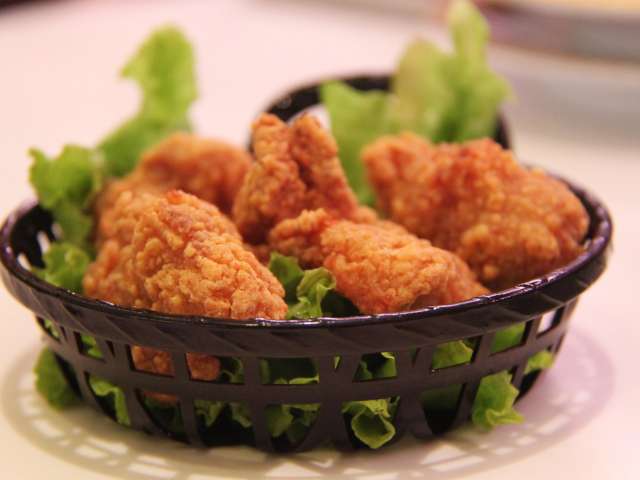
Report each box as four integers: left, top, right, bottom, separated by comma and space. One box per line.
0, 1, 638, 479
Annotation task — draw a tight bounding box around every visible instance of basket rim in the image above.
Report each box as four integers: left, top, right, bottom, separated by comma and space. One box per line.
0, 173, 612, 331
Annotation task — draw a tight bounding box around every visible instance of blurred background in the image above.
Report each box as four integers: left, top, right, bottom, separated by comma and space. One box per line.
0, 1, 638, 478
1, 0, 637, 220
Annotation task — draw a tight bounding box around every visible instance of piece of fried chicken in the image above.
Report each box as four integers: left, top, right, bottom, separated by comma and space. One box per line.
269, 209, 487, 314
95, 133, 251, 244
232, 113, 371, 244
84, 190, 287, 397
363, 135, 589, 290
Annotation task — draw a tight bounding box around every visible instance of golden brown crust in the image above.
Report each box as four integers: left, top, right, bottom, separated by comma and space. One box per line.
269, 209, 487, 314
289, 115, 361, 219
363, 135, 589, 290
232, 114, 363, 244
322, 221, 487, 314
85, 190, 287, 319
95, 133, 251, 244
231, 114, 307, 244
268, 209, 336, 268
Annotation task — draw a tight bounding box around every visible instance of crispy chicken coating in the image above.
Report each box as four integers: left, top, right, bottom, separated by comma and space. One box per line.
232, 114, 364, 244
84, 190, 287, 396
95, 133, 251, 244
363, 135, 589, 290
268, 208, 334, 267
86, 190, 286, 317
269, 209, 487, 314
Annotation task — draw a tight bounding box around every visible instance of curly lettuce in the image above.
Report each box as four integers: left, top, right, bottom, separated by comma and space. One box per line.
268, 253, 358, 319
89, 376, 131, 426
34, 349, 78, 409
29, 25, 197, 291
35, 242, 91, 293
99, 26, 197, 177
29, 146, 102, 249
321, 0, 510, 203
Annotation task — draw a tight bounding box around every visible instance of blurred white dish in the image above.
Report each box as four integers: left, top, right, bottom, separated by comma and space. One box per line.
482, 0, 640, 62
487, 0, 640, 18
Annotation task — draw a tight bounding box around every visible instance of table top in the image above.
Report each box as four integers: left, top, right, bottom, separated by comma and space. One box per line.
0, 1, 638, 479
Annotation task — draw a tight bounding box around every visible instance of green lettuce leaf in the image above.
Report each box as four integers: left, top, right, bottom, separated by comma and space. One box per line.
34, 349, 79, 409
218, 356, 245, 384
42, 319, 60, 339
526, 350, 554, 374
80, 334, 103, 359
446, 0, 510, 141
35, 242, 91, 293
267, 252, 304, 303
355, 351, 397, 380
390, 40, 454, 141
492, 323, 525, 353
492, 323, 555, 374
472, 371, 523, 429
342, 398, 398, 449
319, 82, 393, 204
343, 353, 399, 448
99, 26, 197, 177
195, 400, 226, 428
284, 404, 320, 444
229, 402, 252, 429
424, 341, 524, 429
287, 267, 336, 319
266, 404, 294, 437
432, 340, 474, 368
29, 146, 102, 249
88, 376, 130, 426
268, 253, 358, 319
321, 0, 509, 203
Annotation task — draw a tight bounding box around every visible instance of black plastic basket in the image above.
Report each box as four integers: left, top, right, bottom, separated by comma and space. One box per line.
0, 76, 611, 453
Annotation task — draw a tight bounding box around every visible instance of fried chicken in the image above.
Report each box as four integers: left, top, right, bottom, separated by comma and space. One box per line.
95, 132, 251, 244
269, 209, 487, 314
86, 189, 287, 317
232, 114, 365, 244
84, 190, 287, 397
363, 135, 589, 290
